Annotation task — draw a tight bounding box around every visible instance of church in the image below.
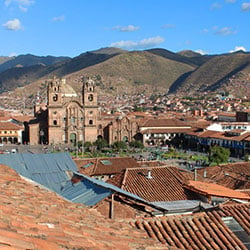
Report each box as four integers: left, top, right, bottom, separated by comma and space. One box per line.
29, 77, 104, 145
28, 76, 189, 147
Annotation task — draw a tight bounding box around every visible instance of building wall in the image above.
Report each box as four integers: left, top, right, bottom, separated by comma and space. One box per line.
46, 77, 99, 145
29, 123, 39, 145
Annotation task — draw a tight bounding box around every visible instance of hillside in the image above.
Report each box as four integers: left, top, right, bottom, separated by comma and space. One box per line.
147, 48, 212, 66
0, 54, 70, 74
65, 51, 196, 95
0, 48, 250, 106
0, 48, 124, 93
0, 56, 13, 65
169, 52, 250, 96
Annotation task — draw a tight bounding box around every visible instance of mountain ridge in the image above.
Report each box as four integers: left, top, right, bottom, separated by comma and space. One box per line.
0, 47, 249, 103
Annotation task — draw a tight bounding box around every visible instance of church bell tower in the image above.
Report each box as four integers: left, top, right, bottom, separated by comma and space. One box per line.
82, 77, 98, 142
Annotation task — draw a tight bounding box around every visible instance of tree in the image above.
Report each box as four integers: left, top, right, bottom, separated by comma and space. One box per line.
83, 141, 92, 152
112, 141, 127, 152
129, 140, 144, 149
208, 146, 230, 165
93, 138, 108, 150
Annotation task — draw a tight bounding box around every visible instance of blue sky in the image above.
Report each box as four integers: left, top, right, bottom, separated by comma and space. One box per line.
0, 0, 250, 57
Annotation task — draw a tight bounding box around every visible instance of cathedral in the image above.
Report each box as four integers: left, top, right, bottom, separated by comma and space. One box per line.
29, 77, 186, 147
29, 77, 103, 145
47, 76, 101, 145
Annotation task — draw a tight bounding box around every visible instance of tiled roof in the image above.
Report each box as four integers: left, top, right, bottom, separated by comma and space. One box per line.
121, 166, 199, 202
218, 203, 250, 235
0, 121, 23, 130
0, 164, 161, 249
197, 130, 250, 142
184, 180, 250, 200
141, 118, 191, 128
12, 115, 35, 122
75, 157, 140, 176
197, 162, 250, 189
134, 203, 249, 249
0, 116, 11, 121
141, 128, 191, 134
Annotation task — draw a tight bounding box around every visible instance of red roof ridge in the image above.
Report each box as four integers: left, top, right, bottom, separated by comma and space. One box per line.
185, 180, 250, 200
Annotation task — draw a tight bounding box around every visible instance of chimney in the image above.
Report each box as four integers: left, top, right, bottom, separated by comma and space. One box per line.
194, 168, 197, 181
146, 169, 153, 179
203, 169, 207, 178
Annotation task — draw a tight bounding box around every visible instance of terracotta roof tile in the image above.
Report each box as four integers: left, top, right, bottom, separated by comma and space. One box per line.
121, 166, 199, 202
197, 162, 250, 189
184, 180, 250, 200
75, 157, 140, 176
0, 164, 162, 249
141, 118, 191, 128
134, 204, 249, 249
0, 121, 23, 130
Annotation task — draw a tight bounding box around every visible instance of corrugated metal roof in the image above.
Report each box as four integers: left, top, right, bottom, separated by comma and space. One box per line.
0, 153, 169, 209
152, 200, 213, 213
0, 153, 113, 206
61, 180, 112, 206
0, 153, 77, 193
74, 172, 156, 206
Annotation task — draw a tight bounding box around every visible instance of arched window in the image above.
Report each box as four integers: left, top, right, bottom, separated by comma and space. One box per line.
53, 120, 57, 125
89, 120, 93, 125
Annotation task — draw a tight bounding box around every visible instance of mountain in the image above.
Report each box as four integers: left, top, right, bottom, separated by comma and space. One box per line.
178, 50, 203, 57
0, 48, 250, 105
169, 51, 250, 95
0, 54, 70, 74
65, 50, 196, 95
147, 48, 212, 66
0, 56, 13, 65
0, 48, 125, 93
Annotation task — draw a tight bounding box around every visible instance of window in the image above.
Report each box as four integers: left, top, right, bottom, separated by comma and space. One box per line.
53, 120, 57, 125
89, 111, 93, 114
71, 117, 76, 124
89, 120, 93, 125
53, 94, 58, 102
88, 94, 93, 101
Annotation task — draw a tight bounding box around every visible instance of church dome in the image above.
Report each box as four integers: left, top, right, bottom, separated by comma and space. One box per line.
61, 79, 77, 97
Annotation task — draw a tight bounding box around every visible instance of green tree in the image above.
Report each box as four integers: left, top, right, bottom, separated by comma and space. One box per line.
208, 146, 230, 165
129, 140, 144, 149
112, 141, 127, 152
93, 138, 108, 150
83, 141, 92, 152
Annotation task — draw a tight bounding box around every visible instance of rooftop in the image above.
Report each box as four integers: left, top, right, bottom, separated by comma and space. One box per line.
0, 164, 161, 249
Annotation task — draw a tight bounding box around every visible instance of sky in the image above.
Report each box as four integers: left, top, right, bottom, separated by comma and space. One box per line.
0, 0, 250, 57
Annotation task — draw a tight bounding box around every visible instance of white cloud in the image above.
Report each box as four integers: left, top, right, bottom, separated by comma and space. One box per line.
225, 0, 236, 3
52, 15, 65, 22
214, 26, 237, 36
5, 0, 34, 6
202, 28, 209, 33
241, 2, 250, 11
229, 46, 247, 52
3, 18, 22, 31
5, 0, 34, 12
112, 25, 140, 32
19, 5, 28, 12
9, 52, 17, 57
210, 2, 222, 9
110, 36, 164, 50
162, 24, 175, 29
195, 49, 208, 55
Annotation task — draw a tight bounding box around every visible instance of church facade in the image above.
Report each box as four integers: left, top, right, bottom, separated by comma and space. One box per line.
37, 76, 101, 145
